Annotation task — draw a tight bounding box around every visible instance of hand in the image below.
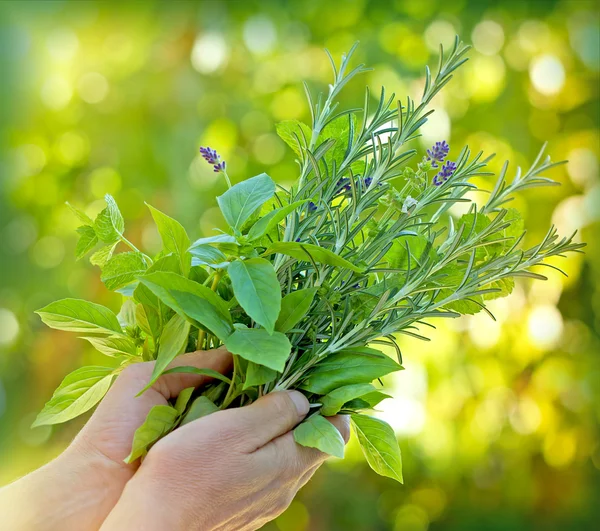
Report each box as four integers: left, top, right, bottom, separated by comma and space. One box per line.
100, 391, 349, 531
0, 348, 232, 531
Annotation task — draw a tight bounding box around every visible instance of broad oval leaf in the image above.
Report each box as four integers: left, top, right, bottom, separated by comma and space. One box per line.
180, 396, 219, 426
228, 258, 281, 333
124, 405, 179, 463
351, 414, 403, 483
36, 299, 124, 336
101, 252, 148, 291
217, 173, 275, 231
83, 335, 138, 358
243, 362, 278, 390
247, 200, 308, 241
224, 328, 291, 372
275, 288, 317, 333
299, 347, 403, 395
264, 241, 363, 273
33, 366, 115, 427
320, 383, 377, 416
146, 203, 191, 275
174, 387, 195, 415
293, 414, 345, 458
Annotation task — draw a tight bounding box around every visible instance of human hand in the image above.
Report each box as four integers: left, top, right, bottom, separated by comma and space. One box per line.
101, 390, 350, 531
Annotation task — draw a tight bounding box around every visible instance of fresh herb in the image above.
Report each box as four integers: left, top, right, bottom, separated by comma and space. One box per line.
34, 39, 584, 484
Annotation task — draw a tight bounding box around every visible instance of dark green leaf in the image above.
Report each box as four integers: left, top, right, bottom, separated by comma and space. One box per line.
320, 383, 377, 416
36, 299, 124, 336
293, 414, 345, 458
264, 242, 363, 273
224, 328, 291, 372
275, 288, 317, 333
90, 243, 118, 268
101, 252, 148, 291
124, 405, 179, 463
244, 362, 278, 390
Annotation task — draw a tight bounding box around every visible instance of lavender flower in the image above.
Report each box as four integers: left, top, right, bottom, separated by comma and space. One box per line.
336, 177, 351, 193
433, 161, 457, 186
308, 201, 317, 212
427, 141, 450, 168
199, 146, 227, 173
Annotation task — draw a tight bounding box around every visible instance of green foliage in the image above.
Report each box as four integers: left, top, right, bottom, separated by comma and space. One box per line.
275, 288, 317, 333
124, 404, 179, 463
264, 242, 363, 273
36, 299, 123, 335
180, 396, 219, 426
320, 383, 377, 416
146, 203, 191, 275
224, 328, 291, 372
101, 252, 147, 291
293, 414, 346, 458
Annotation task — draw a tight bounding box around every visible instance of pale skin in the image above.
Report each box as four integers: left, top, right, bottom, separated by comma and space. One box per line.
0, 348, 349, 531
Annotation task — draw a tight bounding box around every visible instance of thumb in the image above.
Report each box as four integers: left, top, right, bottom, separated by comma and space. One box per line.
200, 391, 310, 453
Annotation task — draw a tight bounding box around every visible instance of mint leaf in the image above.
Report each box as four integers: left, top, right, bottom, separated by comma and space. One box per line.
101, 252, 148, 291
75, 225, 98, 259
294, 414, 345, 458
276, 120, 311, 157
90, 243, 118, 268
95, 194, 124, 244
224, 328, 291, 372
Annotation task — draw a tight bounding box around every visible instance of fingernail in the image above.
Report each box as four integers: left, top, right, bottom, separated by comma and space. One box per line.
287, 391, 310, 417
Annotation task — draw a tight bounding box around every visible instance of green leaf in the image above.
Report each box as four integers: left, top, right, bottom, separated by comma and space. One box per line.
124, 405, 179, 463
75, 225, 98, 259
320, 383, 377, 416
484, 276, 515, 301
264, 242, 364, 273
139, 271, 233, 341
189, 245, 229, 269
321, 114, 355, 169
300, 348, 403, 395
101, 252, 148, 291
161, 365, 232, 385
384, 234, 434, 269
293, 414, 345, 458
95, 194, 124, 244
82, 335, 138, 358
32, 366, 115, 427
228, 258, 281, 333
134, 254, 181, 309
217, 173, 276, 231
174, 387, 195, 415
146, 203, 191, 275
276, 120, 311, 157
224, 328, 291, 372
36, 299, 124, 336
275, 288, 317, 333
351, 414, 403, 483
90, 243, 118, 268
244, 362, 278, 390
144, 314, 190, 391
180, 396, 219, 426
135, 303, 162, 342
66, 202, 94, 225
247, 200, 308, 241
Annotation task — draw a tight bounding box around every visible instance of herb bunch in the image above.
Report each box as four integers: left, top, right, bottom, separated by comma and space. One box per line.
34, 39, 583, 483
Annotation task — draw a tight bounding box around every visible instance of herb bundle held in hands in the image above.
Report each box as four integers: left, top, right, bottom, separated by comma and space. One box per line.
34, 39, 583, 483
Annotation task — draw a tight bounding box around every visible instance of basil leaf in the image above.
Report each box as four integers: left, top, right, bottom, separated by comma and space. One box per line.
293, 414, 345, 458
351, 414, 403, 483
90, 243, 118, 268
135, 303, 162, 343
180, 396, 219, 426
101, 252, 148, 291
75, 225, 98, 259
243, 362, 278, 390
32, 366, 115, 427
217, 173, 275, 231
174, 387, 195, 415
161, 365, 232, 385
247, 200, 308, 241
146, 203, 191, 275
320, 383, 377, 416
82, 335, 138, 358
124, 405, 179, 463
189, 245, 229, 269
224, 328, 291, 372
264, 241, 363, 273
300, 348, 403, 395
94, 194, 124, 244
228, 258, 281, 334
36, 299, 124, 336
275, 288, 317, 333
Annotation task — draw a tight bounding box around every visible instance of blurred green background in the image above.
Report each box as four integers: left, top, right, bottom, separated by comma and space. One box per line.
0, 0, 598, 529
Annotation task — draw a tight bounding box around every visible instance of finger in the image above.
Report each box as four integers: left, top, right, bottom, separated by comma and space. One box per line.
197, 391, 310, 453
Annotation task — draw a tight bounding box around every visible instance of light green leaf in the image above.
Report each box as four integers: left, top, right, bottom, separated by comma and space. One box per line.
146, 203, 191, 275
135, 303, 162, 342
247, 200, 308, 241
101, 252, 148, 291
264, 242, 363, 273
275, 120, 312, 157
66, 202, 94, 225
244, 362, 278, 390
293, 414, 345, 458
174, 387, 195, 415
228, 258, 281, 333
351, 414, 403, 483
275, 288, 317, 333
180, 396, 219, 426
124, 405, 179, 463
36, 299, 124, 336
95, 194, 124, 243
83, 335, 138, 358
33, 367, 115, 427
134, 254, 181, 309
320, 383, 377, 416
217, 173, 275, 231
90, 243, 118, 268
75, 225, 98, 259
321, 114, 355, 169
189, 245, 229, 269
161, 365, 232, 385
224, 328, 291, 372
300, 347, 403, 395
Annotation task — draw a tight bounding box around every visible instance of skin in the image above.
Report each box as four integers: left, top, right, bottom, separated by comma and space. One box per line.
0, 348, 349, 531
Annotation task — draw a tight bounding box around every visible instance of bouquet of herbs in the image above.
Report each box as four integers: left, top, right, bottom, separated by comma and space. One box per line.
33, 39, 583, 483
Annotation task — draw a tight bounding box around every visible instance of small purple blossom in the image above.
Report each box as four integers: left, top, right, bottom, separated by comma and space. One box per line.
427, 141, 450, 168
199, 146, 226, 173
433, 161, 457, 186
363, 176, 383, 189
336, 177, 351, 193
308, 201, 317, 212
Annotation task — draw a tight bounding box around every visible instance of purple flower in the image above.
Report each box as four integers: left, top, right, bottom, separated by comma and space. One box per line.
336, 177, 351, 193
433, 161, 457, 186
364, 176, 372, 188
199, 146, 226, 173
308, 201, 317, 212
427, 141, 450, 168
